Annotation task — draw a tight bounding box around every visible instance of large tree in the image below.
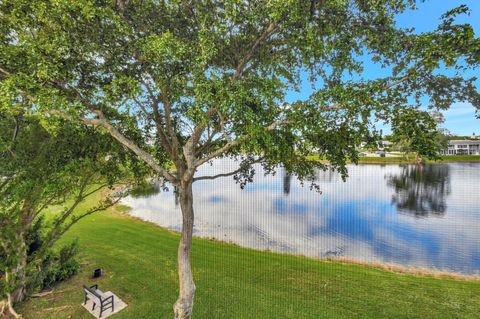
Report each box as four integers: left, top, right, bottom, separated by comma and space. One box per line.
389, 109, 450, 162
1, 1, 479, 317
0, 113, 140, 317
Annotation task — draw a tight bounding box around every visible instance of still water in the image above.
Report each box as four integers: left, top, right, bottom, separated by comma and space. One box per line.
123, 159, 480, 275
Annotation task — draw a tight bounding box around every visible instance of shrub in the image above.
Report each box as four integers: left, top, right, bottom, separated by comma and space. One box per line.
27, 240, 80, 292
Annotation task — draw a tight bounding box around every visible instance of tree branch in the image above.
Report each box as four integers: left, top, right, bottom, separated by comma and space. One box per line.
194, 139, 240, 167
137, 78, 175, 157
132, 96, 151, 117
48, 173, 95, 236
57, 194, 124, 239
44, 183, 127, 248
44, 86, 176, 183
183, 108, 220, 172
195, 119, 291, 167
193, 157, 264, 182
195, 131, 220, 157
160, 85, 183, 165
233, 22, 278, 79
80, 111, 177, 183
44, 80, 174, 182
320, 76, 410, 111
193, 169, 242, 182
384, 76, 409, 90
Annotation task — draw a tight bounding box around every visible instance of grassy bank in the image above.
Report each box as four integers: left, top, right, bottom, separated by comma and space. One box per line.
17, 204, 480, 319
359, 155, 480, 164
429, 155, 480, 163
308, 154, 480, 164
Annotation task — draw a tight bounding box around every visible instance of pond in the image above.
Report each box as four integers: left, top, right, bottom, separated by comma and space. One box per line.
122, 159, 480, 275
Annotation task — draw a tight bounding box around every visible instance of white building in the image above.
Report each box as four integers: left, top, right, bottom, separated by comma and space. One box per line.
357, 140, 392, 150
440, 140, 480, 155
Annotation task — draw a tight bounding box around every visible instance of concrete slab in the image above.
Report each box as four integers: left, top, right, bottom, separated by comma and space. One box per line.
81, 291, 127, 318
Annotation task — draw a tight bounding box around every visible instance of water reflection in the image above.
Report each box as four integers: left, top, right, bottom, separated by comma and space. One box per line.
123, 159, 480, 274
387, 165, 451, 218
283, 172, 292, 195
130, 182, 161, 198
174, 186, 179, 207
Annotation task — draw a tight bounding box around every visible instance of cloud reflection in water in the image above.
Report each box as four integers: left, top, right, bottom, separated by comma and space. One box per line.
123, 159, 480, 274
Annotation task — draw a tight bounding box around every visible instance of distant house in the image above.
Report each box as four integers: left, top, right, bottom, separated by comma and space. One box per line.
439, 140, 480, 155
378, 140, 393, 150
357, 140, 392, 150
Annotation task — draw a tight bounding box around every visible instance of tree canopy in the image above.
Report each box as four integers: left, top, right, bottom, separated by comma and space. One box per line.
1, 1, 479, 318
1, 1, 478, 182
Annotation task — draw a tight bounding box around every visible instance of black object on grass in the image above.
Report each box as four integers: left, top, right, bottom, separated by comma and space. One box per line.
93, 268, 103, 278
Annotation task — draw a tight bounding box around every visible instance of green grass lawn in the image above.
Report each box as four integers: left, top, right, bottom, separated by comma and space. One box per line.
429, 155, 480, 163
355, 156, 476, 164
17, 205, 480, 319
308, 154, 480, 164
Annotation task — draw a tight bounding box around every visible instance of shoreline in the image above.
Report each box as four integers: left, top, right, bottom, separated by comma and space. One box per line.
312, 155, 480, 165
118, 204, 480, 282
358, 157, 480, 164
200, 233, 480, 282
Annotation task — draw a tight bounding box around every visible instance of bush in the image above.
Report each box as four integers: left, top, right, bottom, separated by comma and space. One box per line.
28, 240, 80, 291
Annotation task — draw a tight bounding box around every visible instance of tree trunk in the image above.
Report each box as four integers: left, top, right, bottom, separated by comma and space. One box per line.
173, 179, 196, 319
1, 272, 22, 318
0, 296, 22, 318
415, 154, 423, 165
10, 233, 27, 305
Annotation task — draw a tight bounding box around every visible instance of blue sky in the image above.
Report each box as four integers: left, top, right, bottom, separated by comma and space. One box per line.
396, 1, 480, 136
290, 1, 480, 136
